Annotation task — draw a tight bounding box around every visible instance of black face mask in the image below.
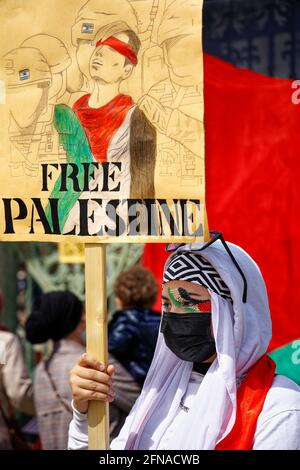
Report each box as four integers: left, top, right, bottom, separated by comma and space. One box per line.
160, 311, 216, 363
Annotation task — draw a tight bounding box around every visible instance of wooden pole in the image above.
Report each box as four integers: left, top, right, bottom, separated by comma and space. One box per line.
204, 207, 210, 242
85, 244, 109, 450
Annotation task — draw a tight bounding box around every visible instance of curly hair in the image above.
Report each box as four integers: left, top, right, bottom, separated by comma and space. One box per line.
114, 265, 158, 309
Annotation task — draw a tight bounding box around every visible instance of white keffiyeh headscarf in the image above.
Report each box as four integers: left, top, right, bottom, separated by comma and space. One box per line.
114, 240, 272, 450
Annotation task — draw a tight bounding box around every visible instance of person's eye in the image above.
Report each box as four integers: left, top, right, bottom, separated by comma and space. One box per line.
175, 298, 193, 307
179, 297, 202, 307
182, 300, 196, 307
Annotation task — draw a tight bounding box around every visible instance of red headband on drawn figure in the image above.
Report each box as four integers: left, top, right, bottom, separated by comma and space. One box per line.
95, 36, 138, 66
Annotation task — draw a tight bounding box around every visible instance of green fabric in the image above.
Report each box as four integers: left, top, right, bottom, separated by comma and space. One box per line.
45, 104, 93, 231
269, 339, 300, 385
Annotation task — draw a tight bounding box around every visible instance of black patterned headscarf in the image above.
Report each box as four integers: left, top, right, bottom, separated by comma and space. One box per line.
163, 251, 232, 301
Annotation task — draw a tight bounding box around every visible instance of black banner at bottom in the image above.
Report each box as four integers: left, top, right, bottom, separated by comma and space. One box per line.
0, 450, 299, 467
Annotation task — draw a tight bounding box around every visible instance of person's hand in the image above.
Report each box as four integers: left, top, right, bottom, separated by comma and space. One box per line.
70, 353, 115, 414
138, 95, 172, 134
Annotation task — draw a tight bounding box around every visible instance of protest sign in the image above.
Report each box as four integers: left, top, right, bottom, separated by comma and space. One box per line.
0, 0, 204, 448
0, 0, 205, 244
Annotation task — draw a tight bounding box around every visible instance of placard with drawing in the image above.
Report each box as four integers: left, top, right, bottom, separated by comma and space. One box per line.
0, 0, 205, 243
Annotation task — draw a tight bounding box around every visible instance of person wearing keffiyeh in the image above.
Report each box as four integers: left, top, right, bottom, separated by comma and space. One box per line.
68, 239, 300, 450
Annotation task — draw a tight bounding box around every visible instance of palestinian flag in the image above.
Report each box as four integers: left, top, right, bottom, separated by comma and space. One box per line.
143, 50, 300, 353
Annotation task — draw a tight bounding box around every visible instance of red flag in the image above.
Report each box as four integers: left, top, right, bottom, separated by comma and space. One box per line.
142, 244, 169, 313
143, 54, 300, 350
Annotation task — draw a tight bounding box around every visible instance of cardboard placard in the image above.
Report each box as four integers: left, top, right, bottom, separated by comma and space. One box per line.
0, 0, 205, 244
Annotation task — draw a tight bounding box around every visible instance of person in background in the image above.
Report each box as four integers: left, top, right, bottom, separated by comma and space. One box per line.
0, 289, 35, 449
108, 265, 161, 386
25, 291, 140, 449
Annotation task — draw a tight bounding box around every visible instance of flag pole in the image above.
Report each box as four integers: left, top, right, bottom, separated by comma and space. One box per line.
85, 243, 109, 450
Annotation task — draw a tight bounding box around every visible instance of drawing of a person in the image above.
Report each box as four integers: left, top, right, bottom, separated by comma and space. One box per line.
69, 0, 138, 102
129, 0, 169, 97
19, 35, 72, 167
21, 34, 71, 105
2, 47, 53, 176
1, 36, 73, 177
138, 0, 204, 194
72, 24, 156, 200
1, 44, 95, 229
60, 23, 157, 235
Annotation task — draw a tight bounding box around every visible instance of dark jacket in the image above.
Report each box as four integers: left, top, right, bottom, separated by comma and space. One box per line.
108, 308, 161, 385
